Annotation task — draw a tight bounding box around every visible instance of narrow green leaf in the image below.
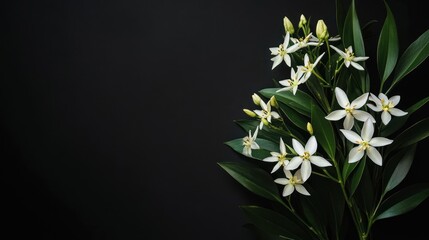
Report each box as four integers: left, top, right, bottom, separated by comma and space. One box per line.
343, 0, 365, 57
278, 102, 308, 132
240, 205, 314, 240
348, 157, 366, 196
259, 88, 314, 116
375, 183, 429, 220
218, 162, 284, 205
390, 29, 429, 91
386, 117, 429, 156
382, 145, 416, 194
311, 102, 336, 159
377, 1, 398, 84
335, 0, 346, 35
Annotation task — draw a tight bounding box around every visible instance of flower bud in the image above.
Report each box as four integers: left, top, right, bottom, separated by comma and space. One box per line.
316, 20, 329, 40
262, 118, 270, 126
269, 96, 278, 108
298, 14, 307, 29
283, 16, 295, 34
307, 122, 314, 135
252, 93, 261, 106
243, 109, 256, 117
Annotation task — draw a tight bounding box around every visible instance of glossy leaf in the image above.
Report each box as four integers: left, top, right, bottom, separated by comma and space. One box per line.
218, 162, 285, 205
278, 102, 308, 132
259, 88, 314, 116
311, 102, 336, 159
375, 183, 429, 220
382, 145, 416, 194
348, 157, 366, 197
343, 0, 365, 57
377, 1, 398, 84
386, 117, 429, 156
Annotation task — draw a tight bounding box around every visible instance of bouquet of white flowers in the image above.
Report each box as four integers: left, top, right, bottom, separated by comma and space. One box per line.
219, 0, 429, 239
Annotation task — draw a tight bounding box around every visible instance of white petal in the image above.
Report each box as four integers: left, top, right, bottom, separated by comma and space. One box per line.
369, 137, 393, 147
310, 156, 332, 167
305, 136, 317, 155
274, 178, 288, 185
292, 86, 298, 95
344, 60, 351, 68
300, 160, 312, 182
263, 156, 279, 162
325, 110, 347, 121
271, 162, 282, 173
389, 108, 407, 117
381, 111, 391, 125
368, 93, 380, 103
366, 146, 383, 166
335, 87, 350, 108
367, 103, 381, 112
351, 93, 369, 109
303, 54, 310, 65
269, 47, 279, 55
340, 129, 362, 143
271, 55, 283, 69
280, 138, 286, 155
253, 110, 263, 117
313, 52, 325, 66
283, 32, 290, 46
390, 95, 401, 106
348, 146, 365, 163
353, 110, 376, 123
284, 54, 292, 67
295, 185, 310, 195
343, 113, 354, 130
285, 169, 293, 179
271, 111, 280, 119
353, 56, 369, 62
282, 184, 295, 196
350, 61, 364, 71
286, 156, 302, 170
378, 93, 388, 102
361, 119, 374, 141
251, 142, 260, 149
278, 79, 292, 87
292, 139, 305, 155
330, 45, 347, 58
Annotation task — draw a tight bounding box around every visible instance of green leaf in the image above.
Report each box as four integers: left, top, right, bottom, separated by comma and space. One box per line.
278, 102, 308, 132
390, 29, 429, 92
348, 157, 366, 197
218, 162, 285, 205
335, 0, 346, 35
382, 145, 416, 194
225, 138, 278, 160
375, 183, 429, 220
342, 159, 358, 183
240, 205, 314, 240
377, 1, 398, 84
386, 117, 429, 156
343, 0, 365, 57
311, 102, 336, 159
381, 96, 429, 136
259, 88, 314, 116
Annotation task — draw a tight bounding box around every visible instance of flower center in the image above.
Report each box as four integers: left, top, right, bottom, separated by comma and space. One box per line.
358, 141, 370, 151
278, 44, 285, 56
302, 151, 310, 160
381, 99, 393, 112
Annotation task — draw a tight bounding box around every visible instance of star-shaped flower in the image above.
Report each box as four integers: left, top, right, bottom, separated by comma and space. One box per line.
330, 45, 369, 71
285, 136, 332, 182
299, 52, 325, 81
325, 87, 375, 130
274, 169, 310, 197
263, 137, 289, 173
269, 31, 299, 70
290, 33, 320, 50
253, 98, 280, 129
276, 67, 306, 95
367, 93, 408, 125
242, 128, 260, 157
340, 118, 393, 166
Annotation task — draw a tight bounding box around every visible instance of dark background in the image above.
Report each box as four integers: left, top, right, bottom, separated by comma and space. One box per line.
1, 0, 429, 239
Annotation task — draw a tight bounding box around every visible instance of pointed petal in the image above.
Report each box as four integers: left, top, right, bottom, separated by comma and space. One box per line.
305, 136, 317, 155
269, 47, 279, 55
285, 169, 293, 179
310, 156, 332, 167
389, 108, 407, 117
361, 119, 374, 141
271, 162, 282, 173
300, 160, 312, 182
340, 129, 362, 143
348, 146, 365, 163
274, 178, 288, 185
378, 93, 388, 102
313, 52, 325, 66
271, 111, 280, 119
369, 137, 393, 147
251, 142, 260, 149
381, 111, 391, 125
295, 185, 310, 195
353, 56, 369, 62
367, 103, 381, 112
335, 87, 350, 108
353, 110, 375, 123
278, 79, 292, 87
366, 146, 383, 166
325, 110, 347, 121
284, 54, 292, 67
330, 45, 347, 58
271, 55, 283, 69
277, 86, 293, 92
263, 156, 279, 162
390, 95, 401, 106
283, 184, 294, 196
280, 138, 286, 155
286, 156, 302, 170
283, 32, 290, 46
292, 139, 305, 155
350, 61, 364, 70
343, 113, 354, 130
351, 93, 369, 109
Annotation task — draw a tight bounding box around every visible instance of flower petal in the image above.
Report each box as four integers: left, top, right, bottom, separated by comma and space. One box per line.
325, 110, 347, 121
350, 61, 364, 71
366, 146, 383, 166
369, 137, 393, 147
335, 87, 350, 108
389, 108, 407, 117
351, 93, 369, 109
292, 138, 305, 155
390, 95, 401, 106
271, 111, 280, 119
348, 146, 365, 163
343, 113, 354, 130
271, 55, 283, 69
310, 156, 332, 167
283, 184, 295, 197
295, 185, 310, 196
361, 119, 374, 141
286, 156, 302, 170
381, 111, 392, 125
274, 178, 288, 185
285, 169, 293, 179
353, 110, 375, 123
340, 129, 362, 143
271, 162, 282, 173
367, 103, 381, 112
284, 54, 292, 67
300, 160, 312, 182
263, 156, 278, 162
305, 136, 317, 155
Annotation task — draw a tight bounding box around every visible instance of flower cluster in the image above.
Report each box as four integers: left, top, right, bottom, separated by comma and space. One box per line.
220, 1, 429, 239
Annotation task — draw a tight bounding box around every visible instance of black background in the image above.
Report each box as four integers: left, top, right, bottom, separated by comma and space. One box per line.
2, 0, 429, 239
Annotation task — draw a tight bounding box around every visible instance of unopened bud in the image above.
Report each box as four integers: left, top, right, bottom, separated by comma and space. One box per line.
243, 109, 256, 117
283, 16, 295, 34
307, 122, 314, 135
252, 93, 261, 106
269, 96, 278, 108
262, 118, 269, 126
298, 14, 307, 29
316, 20, 329, 40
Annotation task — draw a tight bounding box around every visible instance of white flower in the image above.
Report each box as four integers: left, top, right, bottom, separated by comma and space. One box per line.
276, 68, 306, 95
310, 34, 341, 42
299, 52, 325, 81
263, 137, 289, 173
274, 169, 310, 196
242, 128, 260, 157
253, 98, 281, 129
290, 33, 320, 49
269, 31, 299, 70
367, 93, 408, 125
325, 87, 375, 130
285, 136, 332, 182
330, 45, 369, 71
340, 119, 393, 166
